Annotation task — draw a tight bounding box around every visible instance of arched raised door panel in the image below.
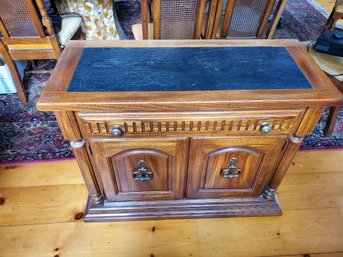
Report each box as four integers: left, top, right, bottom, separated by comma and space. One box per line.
187, 136, 287, 198
90, 138, 189, 201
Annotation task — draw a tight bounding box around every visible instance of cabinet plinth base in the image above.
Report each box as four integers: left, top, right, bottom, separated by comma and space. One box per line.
84, 195, 282, 222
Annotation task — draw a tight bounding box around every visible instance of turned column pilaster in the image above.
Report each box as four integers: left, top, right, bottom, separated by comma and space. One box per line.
263, 135, 303, 199
70, 140, 103, 204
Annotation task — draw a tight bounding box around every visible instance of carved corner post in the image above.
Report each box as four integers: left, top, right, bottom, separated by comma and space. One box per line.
264, 107, 325, 199
54, 112, 103, 204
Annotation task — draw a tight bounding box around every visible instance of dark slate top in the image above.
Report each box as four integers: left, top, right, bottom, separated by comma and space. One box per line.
68, 47, 312, 92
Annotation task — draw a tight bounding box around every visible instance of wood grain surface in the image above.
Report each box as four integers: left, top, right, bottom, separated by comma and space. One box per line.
0, 150, 342, 256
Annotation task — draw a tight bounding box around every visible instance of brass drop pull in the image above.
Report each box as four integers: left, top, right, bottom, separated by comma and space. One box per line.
260, 122, 272, 134
220, 158, 241, 179
132, 160, 153, 182
111, 125, 123, 137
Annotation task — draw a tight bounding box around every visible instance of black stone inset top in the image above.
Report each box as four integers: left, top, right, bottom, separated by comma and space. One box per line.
68, 47, 312, 92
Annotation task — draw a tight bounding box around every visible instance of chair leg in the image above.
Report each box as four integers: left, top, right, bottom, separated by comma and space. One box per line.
0, 41, 28, 103
30, 60, 37, 69
323, 107, 341, 137
324, 11, 343, 30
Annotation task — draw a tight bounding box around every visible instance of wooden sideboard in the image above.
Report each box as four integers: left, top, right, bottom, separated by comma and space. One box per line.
37, 40, 342, 222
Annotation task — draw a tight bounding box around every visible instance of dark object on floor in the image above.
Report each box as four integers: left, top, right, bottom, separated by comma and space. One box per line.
306, 1, 343, 137
314, 30, 343, 57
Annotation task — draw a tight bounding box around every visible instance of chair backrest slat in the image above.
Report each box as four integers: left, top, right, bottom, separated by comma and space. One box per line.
153, 0, 161, 39
256, 0, 276, 37
141, 0, 150, 39
219, 0, 236, 38
194, 0, 207, 38
205, 0, 223, 39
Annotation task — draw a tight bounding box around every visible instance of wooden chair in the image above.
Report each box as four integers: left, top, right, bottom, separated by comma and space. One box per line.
133, 0, 287, 40
132, 0, 208, 40
305, 0, 343, 137
325, 0, 343, 30
0, 0, 82, 103
206, 0, 287, 39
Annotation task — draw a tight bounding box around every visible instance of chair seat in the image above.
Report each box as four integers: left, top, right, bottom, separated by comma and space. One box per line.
336, 0, 343, 13
132, 23, 154, 40
58, 15, 83, 46
304, 41, 343, 81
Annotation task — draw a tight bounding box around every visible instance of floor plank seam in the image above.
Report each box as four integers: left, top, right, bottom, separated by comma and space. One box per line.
260, 250, 343, 257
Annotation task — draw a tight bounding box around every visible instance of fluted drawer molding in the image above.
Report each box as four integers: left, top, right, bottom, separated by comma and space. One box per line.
76, 110, 304, 137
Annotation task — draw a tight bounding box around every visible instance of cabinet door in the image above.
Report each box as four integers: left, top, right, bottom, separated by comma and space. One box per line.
187, 136, 286, 198
90, 138, 188, 201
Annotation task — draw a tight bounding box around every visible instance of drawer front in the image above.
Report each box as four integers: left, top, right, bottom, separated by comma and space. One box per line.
186, 136, 287, 198
89, 138, 188, 201
76, 110, 304, 138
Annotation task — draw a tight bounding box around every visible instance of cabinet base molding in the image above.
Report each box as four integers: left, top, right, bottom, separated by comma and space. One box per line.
84, 195, 282, 222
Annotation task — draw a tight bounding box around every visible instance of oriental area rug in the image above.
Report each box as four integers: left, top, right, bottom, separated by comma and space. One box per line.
0, 0, 342, 163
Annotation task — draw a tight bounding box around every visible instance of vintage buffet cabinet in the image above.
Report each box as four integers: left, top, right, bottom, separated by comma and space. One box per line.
37, 40, 342, 221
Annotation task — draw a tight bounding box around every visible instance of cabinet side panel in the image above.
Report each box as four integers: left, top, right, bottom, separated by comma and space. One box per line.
267, 136, 303, 191
295, 107, 325, 137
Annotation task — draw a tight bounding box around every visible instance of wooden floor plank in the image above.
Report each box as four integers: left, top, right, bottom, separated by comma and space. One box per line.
0, 184, 88, 226
262, 252, 343, 257
0, 160, 83, 188
289, 150, 343, 174
1, 150, 342, 191
0, 171, 341, 226
0, 208, 342, 257
278, 172, 343, 210
1, 151, 343, 226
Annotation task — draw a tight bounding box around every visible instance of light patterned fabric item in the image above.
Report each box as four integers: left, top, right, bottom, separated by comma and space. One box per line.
58, 15, 83, 45
55, 0, 119, 40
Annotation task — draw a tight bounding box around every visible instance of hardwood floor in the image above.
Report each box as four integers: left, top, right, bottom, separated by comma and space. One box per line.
1, 1, 342, 256
0, 149, 343, 257
315, 0, 335, 12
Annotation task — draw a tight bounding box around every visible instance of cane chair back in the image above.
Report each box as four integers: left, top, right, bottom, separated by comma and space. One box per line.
0, 0, 61, 60
0, 0, 82, 103
208, 0, 278, 39
141, 0, 207, 39
0, 0, 44, 37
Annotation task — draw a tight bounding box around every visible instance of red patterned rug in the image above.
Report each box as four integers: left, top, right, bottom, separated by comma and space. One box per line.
0, 0, 342, 163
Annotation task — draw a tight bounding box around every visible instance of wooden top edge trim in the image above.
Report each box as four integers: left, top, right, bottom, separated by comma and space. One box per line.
64, 39, 301, 49
37, 91, 343, 112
